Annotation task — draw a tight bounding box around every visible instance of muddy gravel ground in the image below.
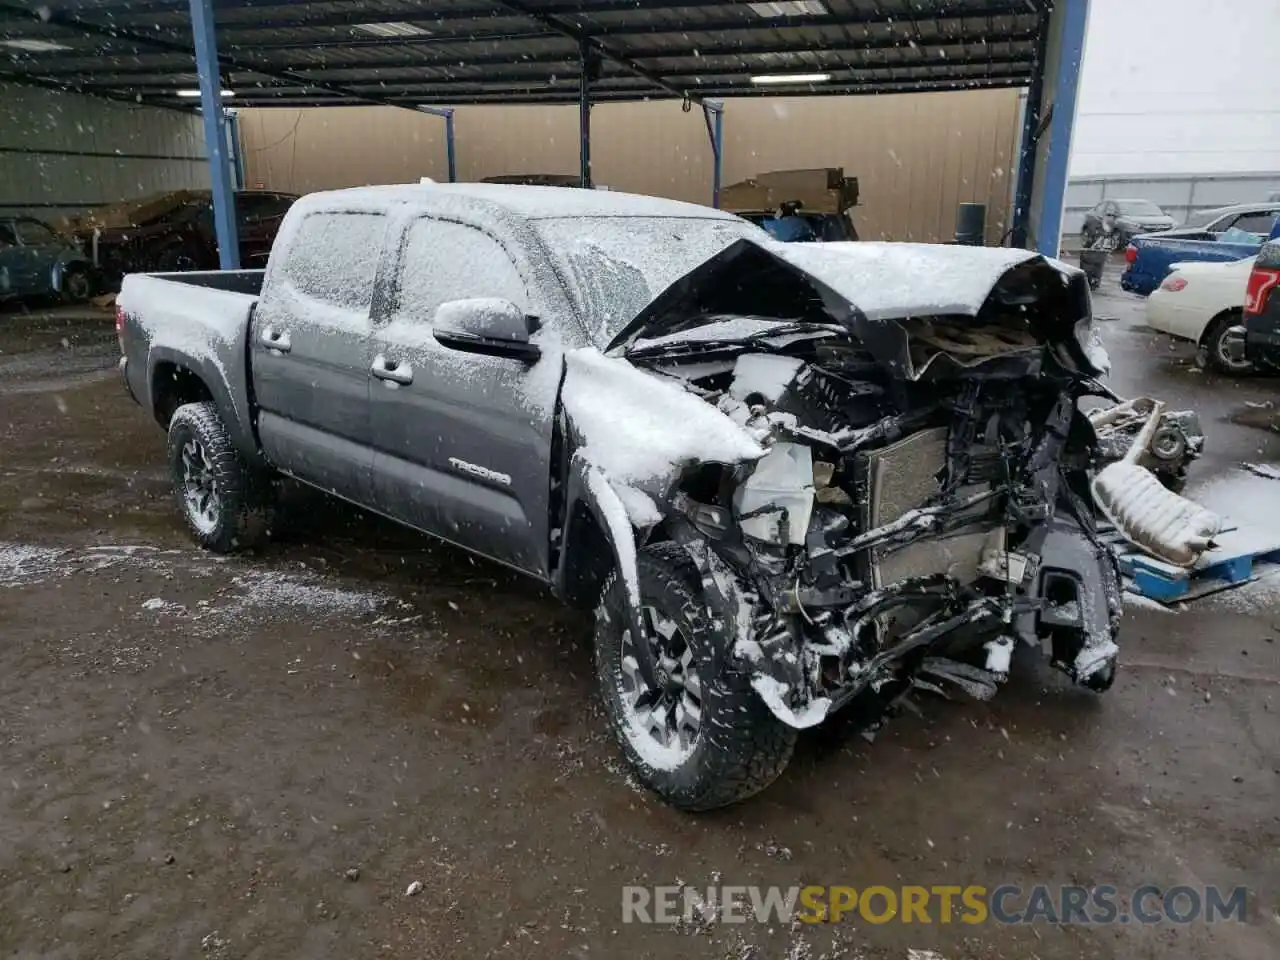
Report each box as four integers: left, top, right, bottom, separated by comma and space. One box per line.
1, 277, 1278, 960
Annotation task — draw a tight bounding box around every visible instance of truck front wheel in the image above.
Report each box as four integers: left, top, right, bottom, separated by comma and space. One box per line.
594, 542, 797, 811
166, 402, 273, 553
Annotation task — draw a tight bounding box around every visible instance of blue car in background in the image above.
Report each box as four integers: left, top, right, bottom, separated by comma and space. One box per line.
1121, 211, 1280, 296
0, 216, 93, 303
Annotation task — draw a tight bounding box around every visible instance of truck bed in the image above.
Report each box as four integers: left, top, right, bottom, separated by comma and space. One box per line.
118, 269, 266, 463
1122, 235, 1266, 296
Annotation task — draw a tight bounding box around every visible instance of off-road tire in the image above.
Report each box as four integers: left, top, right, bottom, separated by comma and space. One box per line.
166, 401, 274, 553
594, 542, 797, 811
1198, 310, 1253, 376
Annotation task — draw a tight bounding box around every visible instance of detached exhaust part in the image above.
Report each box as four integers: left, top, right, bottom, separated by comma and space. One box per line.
1091, 400, 1221, 566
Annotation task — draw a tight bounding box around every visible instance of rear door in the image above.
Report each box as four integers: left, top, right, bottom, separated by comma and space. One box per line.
251, 209, 388, 505
367, 216, 564, 576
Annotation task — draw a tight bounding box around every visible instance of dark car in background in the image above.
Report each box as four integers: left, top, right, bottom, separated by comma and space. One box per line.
1081, 199, 1175, 247
62, 190, 297, 290
0, 216, 93, 303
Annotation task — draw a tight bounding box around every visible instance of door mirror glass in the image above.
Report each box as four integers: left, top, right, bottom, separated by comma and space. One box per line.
433, 298, 541, 361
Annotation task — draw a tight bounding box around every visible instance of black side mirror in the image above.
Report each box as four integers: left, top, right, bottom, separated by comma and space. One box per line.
433, 298, 542, 363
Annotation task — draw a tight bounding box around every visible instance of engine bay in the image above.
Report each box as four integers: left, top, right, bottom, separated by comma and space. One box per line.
627, 318, 1123, 730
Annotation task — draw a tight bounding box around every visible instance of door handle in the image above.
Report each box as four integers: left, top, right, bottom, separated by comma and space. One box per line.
260, 326, 291, 353
371, 354, 413, 385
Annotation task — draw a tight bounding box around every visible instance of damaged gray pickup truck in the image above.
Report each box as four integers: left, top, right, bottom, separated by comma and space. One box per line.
119, 184, 1121, 811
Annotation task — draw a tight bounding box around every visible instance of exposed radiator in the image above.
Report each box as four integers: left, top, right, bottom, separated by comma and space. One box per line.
858, 427, 994, 588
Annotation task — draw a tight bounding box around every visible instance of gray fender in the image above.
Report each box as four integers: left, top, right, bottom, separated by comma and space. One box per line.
146, 342, 264, 468
558, 452, 649, 648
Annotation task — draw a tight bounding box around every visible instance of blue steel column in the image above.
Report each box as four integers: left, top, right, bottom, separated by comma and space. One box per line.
416, 106, 456, 182
226, 109, 245, 190
188, 0, 239, 269
444, 110, 456, 182
702, 99, 724, 208
1010, 8, 1050, 248
579, 40, 595, 188
1034, 0, 1090, 255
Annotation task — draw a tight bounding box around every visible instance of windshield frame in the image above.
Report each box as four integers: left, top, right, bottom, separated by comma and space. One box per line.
533, 214, 769, 348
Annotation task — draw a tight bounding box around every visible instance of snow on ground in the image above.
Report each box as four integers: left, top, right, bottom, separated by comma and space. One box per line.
1186, 466, 1280, 556
1, 542, 189, 587
1, 539, 397, 629
0, 543, 67, 586
1183, 465, 1280, 611
1123, 591, 1178, 613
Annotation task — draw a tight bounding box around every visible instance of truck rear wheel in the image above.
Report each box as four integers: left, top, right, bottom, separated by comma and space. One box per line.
594, 542, 796, 811
166, 402, 273, 553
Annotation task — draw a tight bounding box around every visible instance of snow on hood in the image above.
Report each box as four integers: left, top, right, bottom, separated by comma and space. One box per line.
764, 241, 1046, 322
607, 238, 1096, 380
561, 348, 765, 486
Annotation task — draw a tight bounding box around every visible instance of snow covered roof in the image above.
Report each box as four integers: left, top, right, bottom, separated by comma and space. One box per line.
297, 183, 743, 223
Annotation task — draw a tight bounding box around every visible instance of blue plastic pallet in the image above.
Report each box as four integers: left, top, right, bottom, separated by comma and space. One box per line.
1101, 526, 1280, 603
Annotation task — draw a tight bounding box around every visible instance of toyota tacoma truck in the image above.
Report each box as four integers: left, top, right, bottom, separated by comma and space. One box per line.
119, 184, 1122, 811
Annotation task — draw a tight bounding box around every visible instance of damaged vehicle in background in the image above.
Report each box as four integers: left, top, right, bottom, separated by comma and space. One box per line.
118, 184, 1121, 812
59, 189, 297, 290
721, 167, 860, 242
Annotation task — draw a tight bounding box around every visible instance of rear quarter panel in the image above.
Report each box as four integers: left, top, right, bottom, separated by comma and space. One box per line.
118, 272, 264, 463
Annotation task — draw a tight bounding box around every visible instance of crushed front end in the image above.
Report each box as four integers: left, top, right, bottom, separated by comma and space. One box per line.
620, 246, 1123, 731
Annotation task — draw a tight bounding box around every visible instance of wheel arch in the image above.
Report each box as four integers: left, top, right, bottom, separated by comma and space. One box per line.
1197, 305, 1244, 345
150, 359, 214, 428
146, 345, 265, 467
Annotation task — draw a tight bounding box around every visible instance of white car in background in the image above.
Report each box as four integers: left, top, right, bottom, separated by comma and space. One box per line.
1145, 257, 1255, 374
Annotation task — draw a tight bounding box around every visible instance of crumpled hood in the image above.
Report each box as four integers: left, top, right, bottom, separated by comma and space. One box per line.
607, 238, 1094, 380
764, 241, 1057, 321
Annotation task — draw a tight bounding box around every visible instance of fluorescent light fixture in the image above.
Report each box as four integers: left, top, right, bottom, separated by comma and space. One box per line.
353, 21, 430, 38
2, 38, 72, 52
177, 89, 235, 98
748, 1, 828, 16
750, 72, 833, 85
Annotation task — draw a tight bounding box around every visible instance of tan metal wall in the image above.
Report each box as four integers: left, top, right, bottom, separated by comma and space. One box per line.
240, 89, 1021, 244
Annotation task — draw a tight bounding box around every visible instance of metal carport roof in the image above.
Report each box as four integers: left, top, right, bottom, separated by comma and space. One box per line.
1, 0, 1048, 109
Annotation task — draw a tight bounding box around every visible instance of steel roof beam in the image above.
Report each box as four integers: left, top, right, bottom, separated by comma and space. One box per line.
45, 31, 1039, 87
16, 25, 1038, 78
208, 2, 1035, 42
211, 75, 1032, 107
486, 0, 700, 102
0, 0, 429, 113
77, 56, 1037, 97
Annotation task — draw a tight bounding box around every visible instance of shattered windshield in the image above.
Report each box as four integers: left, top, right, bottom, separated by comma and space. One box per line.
535, 215, 766, 346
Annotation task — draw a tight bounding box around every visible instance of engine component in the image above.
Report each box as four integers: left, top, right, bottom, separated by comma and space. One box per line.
1091, 399, 1221, 566
733, 441, 815, 546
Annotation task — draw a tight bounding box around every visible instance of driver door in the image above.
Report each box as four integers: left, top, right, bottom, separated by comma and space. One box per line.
367, 216, 562, 576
